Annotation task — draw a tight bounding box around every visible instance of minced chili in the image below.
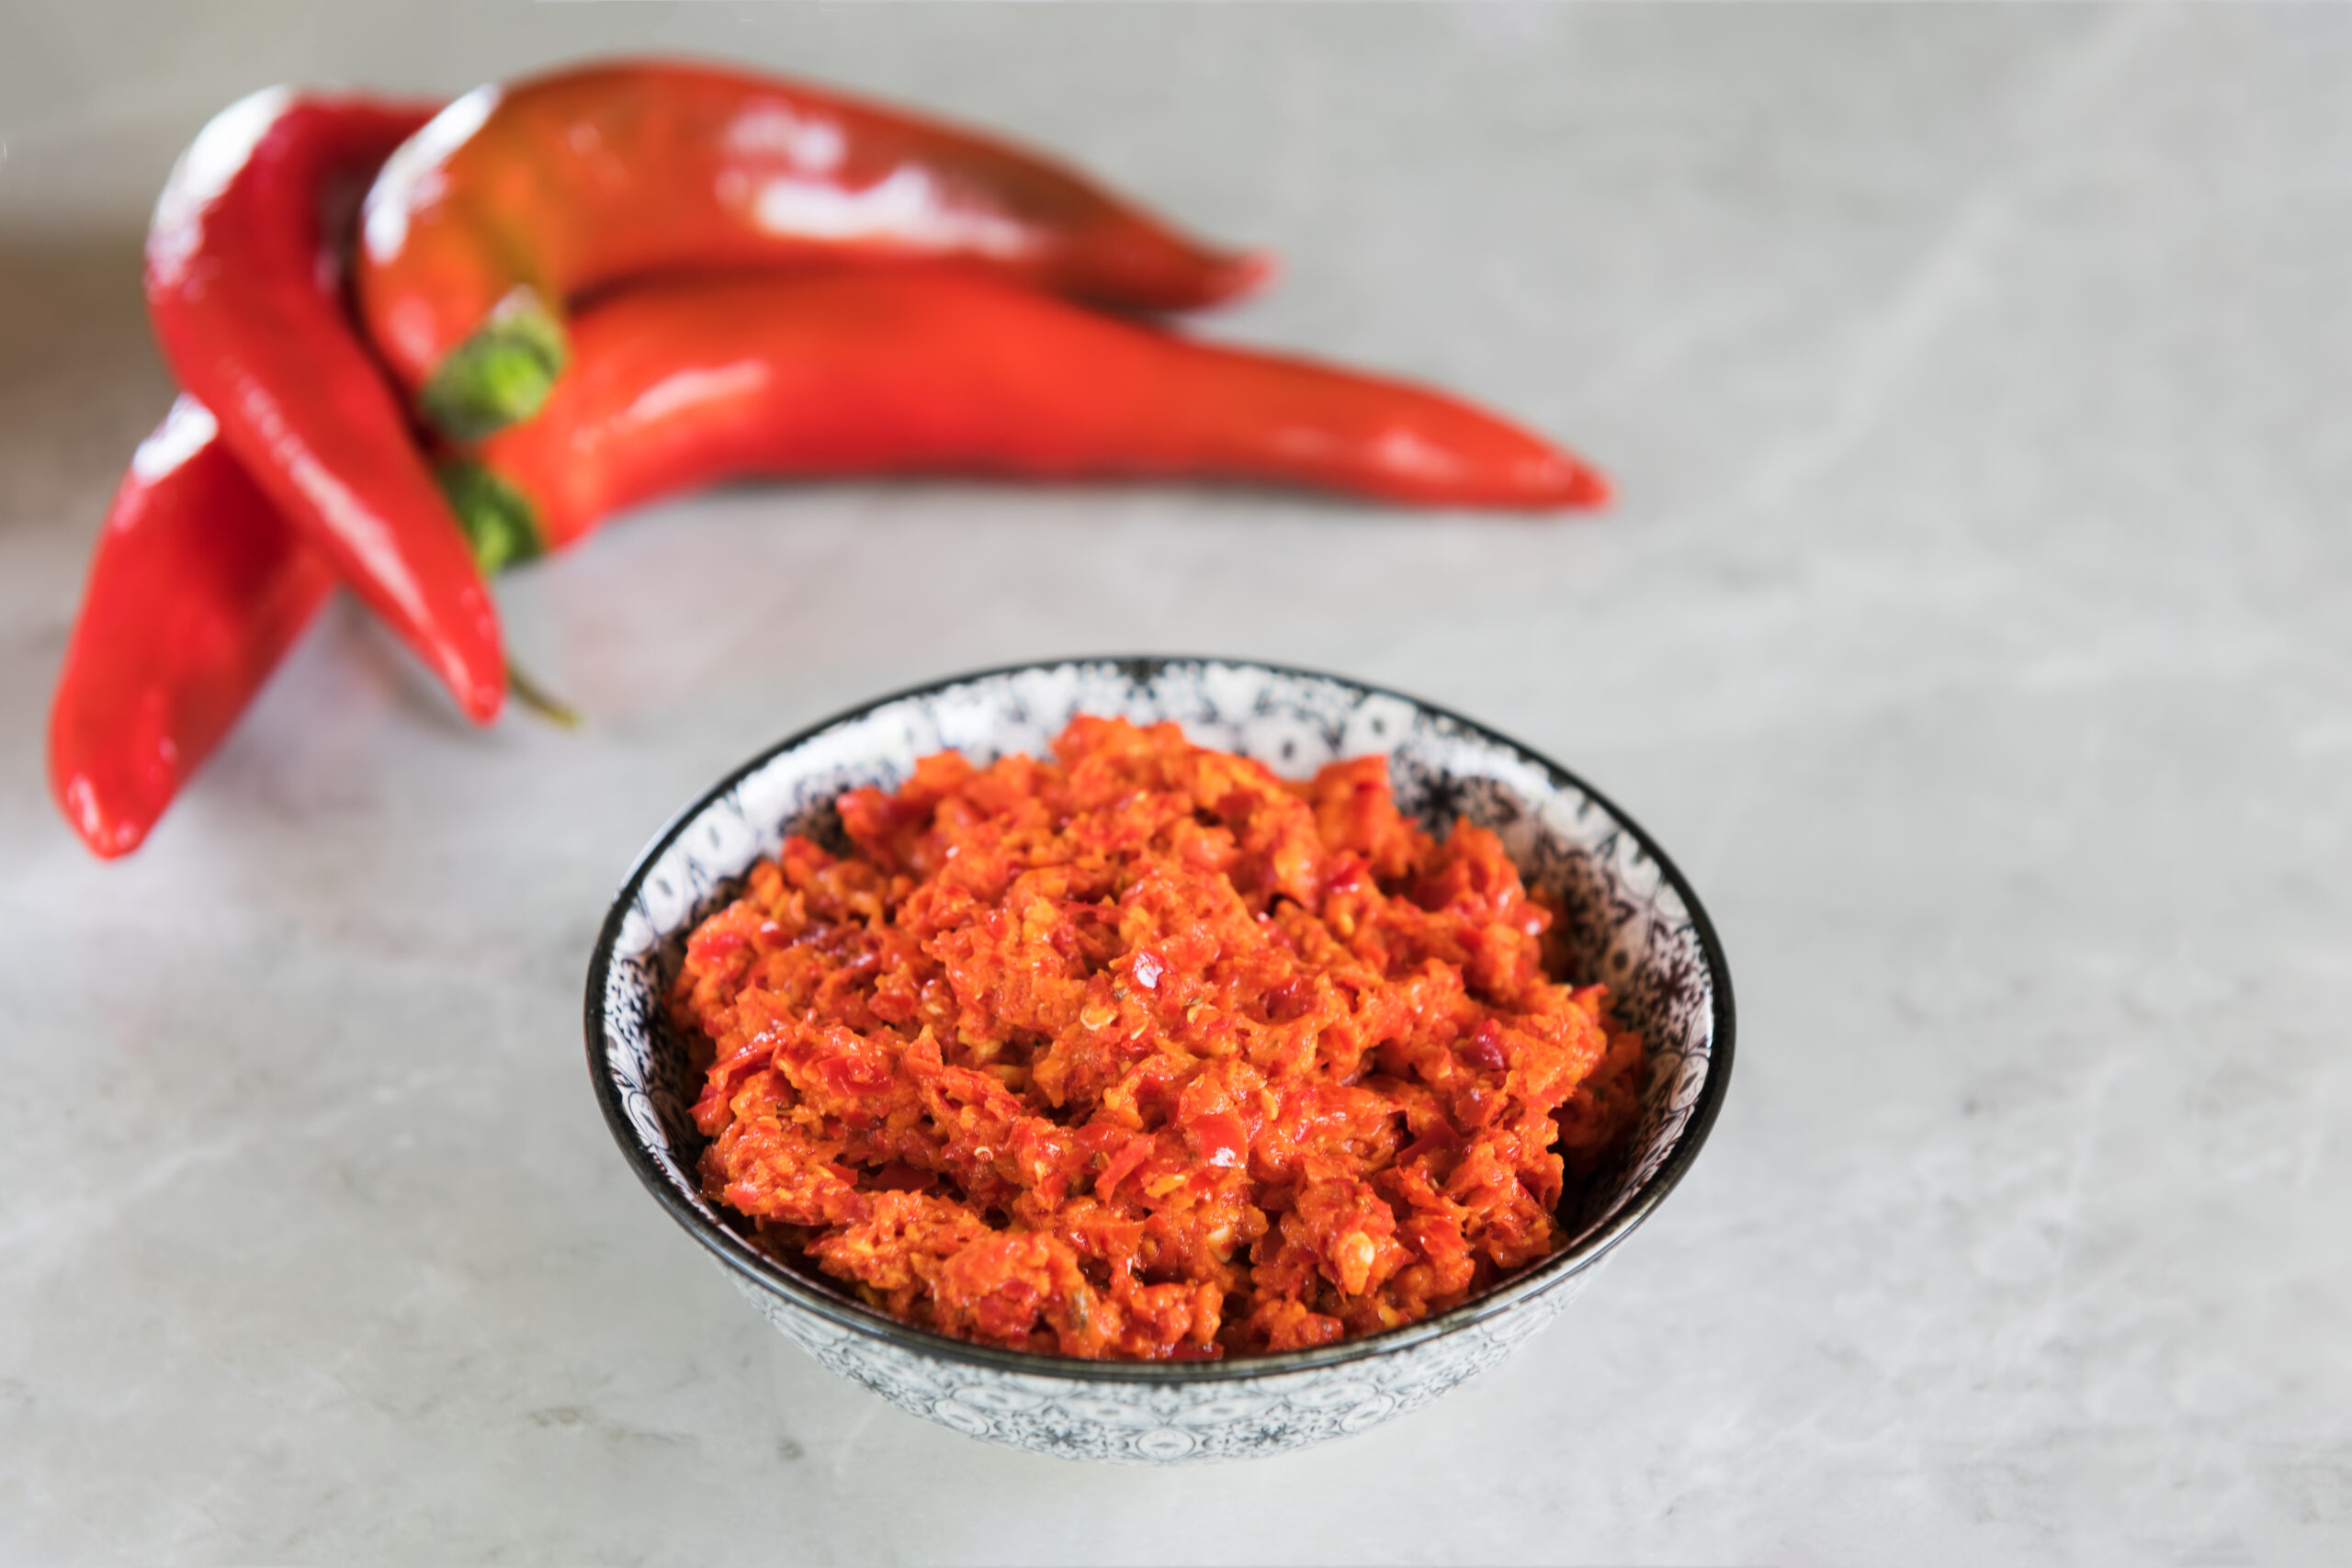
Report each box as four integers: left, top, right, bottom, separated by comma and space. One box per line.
673, 716, 1645, 1360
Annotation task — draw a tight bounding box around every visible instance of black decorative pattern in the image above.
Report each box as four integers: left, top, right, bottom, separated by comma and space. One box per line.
586, 659, 1733, 1462
727, 1266, 1599, 1462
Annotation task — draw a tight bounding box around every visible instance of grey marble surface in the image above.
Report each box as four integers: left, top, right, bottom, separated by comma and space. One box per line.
3, 5, 2348, 1563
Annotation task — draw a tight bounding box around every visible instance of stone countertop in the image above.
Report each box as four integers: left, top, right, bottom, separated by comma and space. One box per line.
3, 6, 2346, 1563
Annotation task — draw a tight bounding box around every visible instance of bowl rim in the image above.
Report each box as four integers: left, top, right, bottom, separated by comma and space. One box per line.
584, 654, 1736, 1384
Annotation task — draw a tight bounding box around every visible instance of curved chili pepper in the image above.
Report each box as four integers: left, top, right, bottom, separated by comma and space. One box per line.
147, 88, 507, 724
435, 268, 1607, 556
356, 59, 1270, 442
48, 397, 336, 859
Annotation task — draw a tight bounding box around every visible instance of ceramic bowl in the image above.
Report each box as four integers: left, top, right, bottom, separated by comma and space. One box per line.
585, 657, 1733, 1463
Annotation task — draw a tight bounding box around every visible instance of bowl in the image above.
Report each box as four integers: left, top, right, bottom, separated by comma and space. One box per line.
585, 657, 1733, 1462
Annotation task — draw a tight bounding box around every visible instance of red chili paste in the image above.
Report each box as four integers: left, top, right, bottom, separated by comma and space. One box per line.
673, 716, 1645, 1360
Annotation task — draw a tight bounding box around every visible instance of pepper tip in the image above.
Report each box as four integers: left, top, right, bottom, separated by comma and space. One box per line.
436, 637, 506, 725
462, 675, 505, 726
50, 764, 158, 860
1520, 449, 1611, 511
1565, 462, 1612, 509
1216, 249, 1279, 304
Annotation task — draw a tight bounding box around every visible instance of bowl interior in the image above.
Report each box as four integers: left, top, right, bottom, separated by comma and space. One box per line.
590, 658, 1728, 1371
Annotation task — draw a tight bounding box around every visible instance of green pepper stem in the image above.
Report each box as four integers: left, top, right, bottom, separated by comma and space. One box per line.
504, 660, 582, 729
435, 458, 546, 576
420, 288, 568, 442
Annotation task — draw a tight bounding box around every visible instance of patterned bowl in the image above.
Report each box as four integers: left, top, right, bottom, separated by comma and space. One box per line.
585, 657, 1733, 1462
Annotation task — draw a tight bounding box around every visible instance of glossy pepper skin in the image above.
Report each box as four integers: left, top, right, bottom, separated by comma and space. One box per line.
439, 267, 1607, 554
48, 398, 336, 859
146, 88, 507, 724
356, 59, 1270, 441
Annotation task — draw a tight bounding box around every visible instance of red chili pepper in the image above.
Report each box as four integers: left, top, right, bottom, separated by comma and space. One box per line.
48, 398, 335, 859
435, 268, 1607, 557
355, 59, 1270, 441
146, 88, 508, 724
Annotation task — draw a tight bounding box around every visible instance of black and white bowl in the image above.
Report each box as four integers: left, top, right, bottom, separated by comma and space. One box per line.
585, 657, 1733, 1462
